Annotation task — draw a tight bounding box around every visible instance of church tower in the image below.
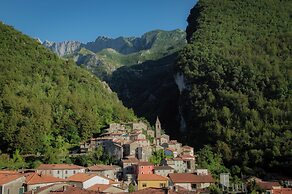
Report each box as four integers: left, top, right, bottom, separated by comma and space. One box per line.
155, 116, 161, 138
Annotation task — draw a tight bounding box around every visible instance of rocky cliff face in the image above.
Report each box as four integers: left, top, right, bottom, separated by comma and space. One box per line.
43, 40, 82, 56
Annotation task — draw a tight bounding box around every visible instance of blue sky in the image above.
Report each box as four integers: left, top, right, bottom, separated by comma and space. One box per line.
0, 0, 197, 43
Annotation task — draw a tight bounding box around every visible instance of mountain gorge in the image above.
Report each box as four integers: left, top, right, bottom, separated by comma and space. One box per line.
44, 30, 187, 131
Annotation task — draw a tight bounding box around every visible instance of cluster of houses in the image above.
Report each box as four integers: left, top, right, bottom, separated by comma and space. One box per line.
1, 119, 291, 194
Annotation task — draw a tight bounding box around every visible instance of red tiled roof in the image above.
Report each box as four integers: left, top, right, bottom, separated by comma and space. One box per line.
37, 164, 84, 170
0, 174, 24, 186
273, 188, 292, 194
66, 173, 97, 182
25, 173, 66, 185
87, 164, 120, 171
138, 162, 153, 166
257, 181, 281, 190
182, 146, 193, 150
50, 185, 100, 194
154, 166, 174, 171
179, 154, 195, 160
0, 170, 20, 174
88, 184, 111, 192
169, 173, 215, 183
122, 157, 139, 163
138, 174, 168, 181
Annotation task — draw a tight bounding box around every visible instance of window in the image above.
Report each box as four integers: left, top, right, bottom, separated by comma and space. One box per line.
191, 184, 197, 190
65, 170, 68, 174
7, 189, 10, 194
73, 170, 76, 174
142, 183, 147, 187
57, 170, 60, 174
19, 187, 24, 194
160, 183, 165, 188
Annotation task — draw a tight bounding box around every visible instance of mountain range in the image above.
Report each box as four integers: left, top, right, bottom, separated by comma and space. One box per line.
43, 29, 186, 80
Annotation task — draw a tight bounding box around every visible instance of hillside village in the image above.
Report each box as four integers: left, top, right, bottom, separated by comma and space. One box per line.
1, 118, 290, 194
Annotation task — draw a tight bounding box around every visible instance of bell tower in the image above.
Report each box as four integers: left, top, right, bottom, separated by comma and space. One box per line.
155, 116, 161, 138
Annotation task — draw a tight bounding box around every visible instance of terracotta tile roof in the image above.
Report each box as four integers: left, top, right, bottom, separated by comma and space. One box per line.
138, 174, 168, 181
182, 146, 193, 150
173, 157, 183, 161
88, 164, 120, 171
37, 164, 85, 170
25, 173, 66, 185
179, 154, 195, 160
169, 173, 215, 183
49, 185, 100, 194
0, 174, 24, 186
0, 170, 20, 174
273, 188, 292, 194
122, 157, 139, 163
127, 187, 195, 194
257, 181, 281, 190
66, 173, 97, 182
88, 184, 111, 192
154, 166, 174, 171
138, 162, 153, 166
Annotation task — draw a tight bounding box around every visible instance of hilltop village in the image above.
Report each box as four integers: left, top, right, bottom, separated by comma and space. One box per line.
0, 118, 217, 194
1, 119, 291, 194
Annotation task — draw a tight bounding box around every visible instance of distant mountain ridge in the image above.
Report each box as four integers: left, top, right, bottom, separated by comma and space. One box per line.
43, 29, 185, 56
43, 29, 186, 79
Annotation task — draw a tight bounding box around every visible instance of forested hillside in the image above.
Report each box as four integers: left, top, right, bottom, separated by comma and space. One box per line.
178, 0, 292, 176
0, 22, 135, 155
109, 53, 180, 134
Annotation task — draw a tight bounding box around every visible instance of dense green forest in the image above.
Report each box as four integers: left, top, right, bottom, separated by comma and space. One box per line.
178, 0, 292, 176
0, 22, 135, 158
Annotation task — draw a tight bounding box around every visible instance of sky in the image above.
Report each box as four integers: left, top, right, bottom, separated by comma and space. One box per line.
0, 0, 197, 43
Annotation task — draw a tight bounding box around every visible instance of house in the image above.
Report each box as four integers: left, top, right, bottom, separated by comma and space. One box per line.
135, 162, 154, 175
180, 154, 196, 173
146, 130, 155, 138
130, 132, 146, 141
168, 173, 215, 191
25, 172, 66, 191
0, 173, 25, 194
123, 141, 139, 157
181, 146, 194, 156
161, 158, 186, 173
256, 180, 282, 194
121, 157, 139, 181
88, 184, 126, 193
67, 173, 114, 189
107, 123, 126, 133
137, 174, 168, 190
273, 188, 292, 194
25, 184, 100, 194
131, 121, 148, 131
36, 164, 85, 179
136, 146, 153, 162
168, 140, 182, 154
154, 166, 174, 177
87, 164, 122, 180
